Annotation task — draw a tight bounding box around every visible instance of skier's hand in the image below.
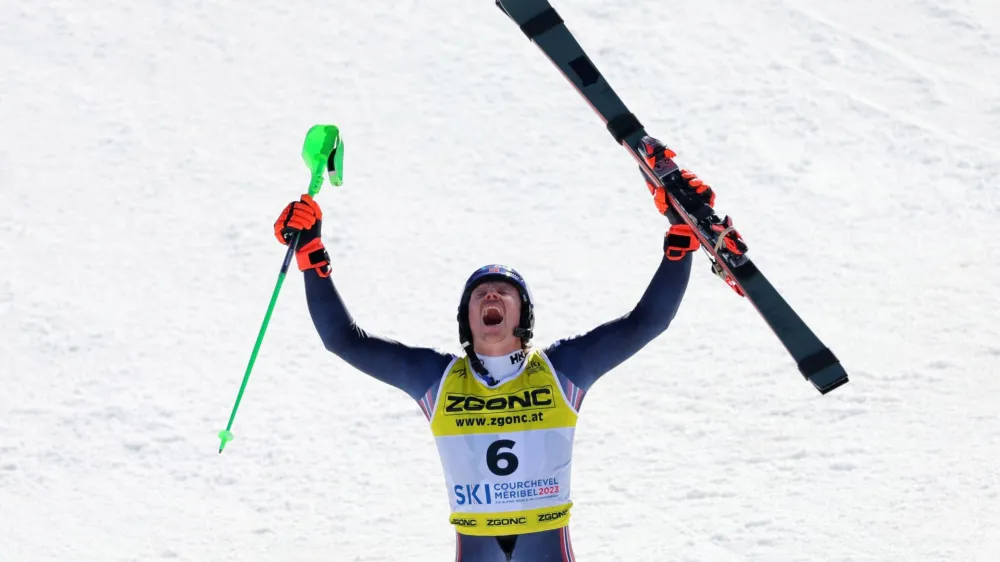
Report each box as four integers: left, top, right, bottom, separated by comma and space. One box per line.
639, 136, 716, 224
274, 194, 322, 246
679, 170, 716, 208
664, 224, 699, 261
273, 194, 331, 276
646, 170, 716, 225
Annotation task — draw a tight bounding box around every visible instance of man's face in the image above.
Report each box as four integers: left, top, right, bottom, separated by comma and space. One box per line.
467, 280, 522, 346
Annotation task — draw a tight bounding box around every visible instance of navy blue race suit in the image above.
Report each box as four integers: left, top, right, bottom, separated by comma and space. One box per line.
303, 254, 691, 561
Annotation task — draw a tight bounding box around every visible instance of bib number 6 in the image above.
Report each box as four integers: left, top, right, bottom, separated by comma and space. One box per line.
486, 439, 519, 476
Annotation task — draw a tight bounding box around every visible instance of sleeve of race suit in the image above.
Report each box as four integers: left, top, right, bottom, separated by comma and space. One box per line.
544, 253, 693, 394
303, 269, 454, 401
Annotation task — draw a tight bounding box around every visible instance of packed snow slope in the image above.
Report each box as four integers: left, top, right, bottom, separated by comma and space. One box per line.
2, 0, 998, 560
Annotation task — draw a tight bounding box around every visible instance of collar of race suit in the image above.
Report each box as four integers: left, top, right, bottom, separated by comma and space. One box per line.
475, 349, 528, 385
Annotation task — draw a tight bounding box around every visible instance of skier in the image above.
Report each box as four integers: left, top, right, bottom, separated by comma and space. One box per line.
274, 138, 715, 561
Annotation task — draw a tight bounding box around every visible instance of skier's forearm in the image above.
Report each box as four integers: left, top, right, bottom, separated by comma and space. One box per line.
303, 270, 452, 400
627, 253, 693, 335
544, 254, 693, 391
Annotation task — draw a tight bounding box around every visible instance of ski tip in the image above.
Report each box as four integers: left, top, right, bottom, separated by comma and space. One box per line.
799, 349, 848, 395
816, 376, 849, 395
810, 369, 850, 395
495, 0, 513, 20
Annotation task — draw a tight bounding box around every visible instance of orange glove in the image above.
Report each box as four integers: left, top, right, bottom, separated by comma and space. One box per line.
664, 224, 700, 261
646, 169, 716, 225
273, 194, 330, 276
640, 136, 716, 224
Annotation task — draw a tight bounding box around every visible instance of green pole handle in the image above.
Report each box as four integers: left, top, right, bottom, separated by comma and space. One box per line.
217, 125, 344, 454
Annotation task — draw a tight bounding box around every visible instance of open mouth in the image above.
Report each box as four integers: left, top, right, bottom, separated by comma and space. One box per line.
482, 305, 505, 326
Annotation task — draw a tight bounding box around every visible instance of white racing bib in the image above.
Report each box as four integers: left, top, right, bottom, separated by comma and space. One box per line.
429, 351, 578, 536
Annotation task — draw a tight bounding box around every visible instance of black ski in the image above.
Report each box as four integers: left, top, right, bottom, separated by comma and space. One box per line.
495, 0, 848, 394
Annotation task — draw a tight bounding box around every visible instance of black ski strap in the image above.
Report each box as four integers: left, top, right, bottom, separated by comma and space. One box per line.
520, 8, 563, 39
607, 112, 643, 144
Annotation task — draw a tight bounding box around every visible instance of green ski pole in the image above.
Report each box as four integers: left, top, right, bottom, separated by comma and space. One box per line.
217, 124, 344, 454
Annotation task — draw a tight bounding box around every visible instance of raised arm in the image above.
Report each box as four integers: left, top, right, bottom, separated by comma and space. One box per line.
546, 140, 717, 392
276, 195, 452, 401
544, 253, 692, 391
302, 270, 453, 400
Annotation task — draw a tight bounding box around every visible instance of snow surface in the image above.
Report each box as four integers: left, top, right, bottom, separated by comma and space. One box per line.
2, 0, 999, 560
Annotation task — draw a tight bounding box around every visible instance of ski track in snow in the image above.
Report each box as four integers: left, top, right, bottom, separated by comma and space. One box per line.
1, 0, 998, 560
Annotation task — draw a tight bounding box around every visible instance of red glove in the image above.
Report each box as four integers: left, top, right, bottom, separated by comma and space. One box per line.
273, 194, 331, 277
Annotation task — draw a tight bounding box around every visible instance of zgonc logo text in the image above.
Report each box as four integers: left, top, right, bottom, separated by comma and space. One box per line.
487, 516, 528, 527
444, 387, 554, 414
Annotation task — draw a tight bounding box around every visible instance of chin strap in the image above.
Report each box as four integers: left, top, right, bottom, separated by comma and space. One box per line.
463, 339, 522, 386
461, 339, 499, 386
463, 321, 532, 386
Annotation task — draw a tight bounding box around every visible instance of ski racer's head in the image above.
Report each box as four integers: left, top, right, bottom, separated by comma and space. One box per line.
466, 279, 523, 352
457, 265, 534, 358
